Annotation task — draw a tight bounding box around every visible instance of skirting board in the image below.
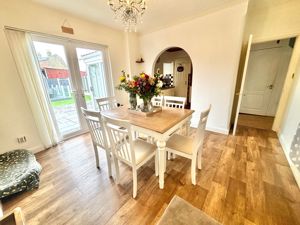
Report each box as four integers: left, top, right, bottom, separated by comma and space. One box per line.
190, 121, 229, 135
279, 134, 300, 189
28, 145, 45, 154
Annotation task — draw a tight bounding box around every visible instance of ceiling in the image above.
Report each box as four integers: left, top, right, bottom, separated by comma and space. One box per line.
31, 0, 248, 33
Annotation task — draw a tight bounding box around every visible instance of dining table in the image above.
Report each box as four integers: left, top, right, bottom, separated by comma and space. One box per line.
101, 106, 194, 189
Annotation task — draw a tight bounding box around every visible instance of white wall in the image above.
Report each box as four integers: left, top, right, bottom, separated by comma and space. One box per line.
138, 2, 248, 134
0, 0, 128, 154
279, 59, 300, 187
245, 0, 300, 43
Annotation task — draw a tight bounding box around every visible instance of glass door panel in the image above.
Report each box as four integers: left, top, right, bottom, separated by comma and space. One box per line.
75, 48, 109, 111
32, 41, 81, 137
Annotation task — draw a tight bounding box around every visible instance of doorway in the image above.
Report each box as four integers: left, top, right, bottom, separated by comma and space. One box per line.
154, 47, 193, 109
31, 36, 113, 140
234, 37, 295, 131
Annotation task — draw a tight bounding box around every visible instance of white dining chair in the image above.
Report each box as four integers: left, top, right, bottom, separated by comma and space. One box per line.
102, 115, 158, 198
165, 105, 211, 185
152, 96, 163, 107
81, 108, 112, 177
96, 96, 118, 111
163, 96, 187, 159
164, 96, 186, 109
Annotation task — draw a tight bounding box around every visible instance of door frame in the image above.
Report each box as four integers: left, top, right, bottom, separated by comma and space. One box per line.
232, 34, 299, 135
31, 34, 114, 140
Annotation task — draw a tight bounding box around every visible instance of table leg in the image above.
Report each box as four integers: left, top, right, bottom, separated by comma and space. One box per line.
157, 140, 166, 189
186, 120, 191, 136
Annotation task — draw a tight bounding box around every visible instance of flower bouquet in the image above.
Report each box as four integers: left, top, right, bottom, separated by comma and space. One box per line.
117, 71, 163, 112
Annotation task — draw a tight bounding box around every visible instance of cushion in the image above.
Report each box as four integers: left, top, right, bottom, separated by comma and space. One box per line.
166, 134, 194, 155
0, 149, 42, 199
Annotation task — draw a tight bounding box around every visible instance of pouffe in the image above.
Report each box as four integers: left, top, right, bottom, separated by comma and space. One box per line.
0, 149, 42, 199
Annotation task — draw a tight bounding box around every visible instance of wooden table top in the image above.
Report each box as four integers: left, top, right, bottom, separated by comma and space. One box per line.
101, 107, 194, 134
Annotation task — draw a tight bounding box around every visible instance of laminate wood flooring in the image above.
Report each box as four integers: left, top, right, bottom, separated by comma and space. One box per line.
2, 126, 300, 225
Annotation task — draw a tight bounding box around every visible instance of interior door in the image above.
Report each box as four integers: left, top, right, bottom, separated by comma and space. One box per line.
174, 61, 191, 98
233, 34, 253, 136
240, 47, 284, 116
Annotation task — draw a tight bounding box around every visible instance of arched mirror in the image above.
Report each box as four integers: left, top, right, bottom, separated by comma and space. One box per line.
154, 47, 193, 109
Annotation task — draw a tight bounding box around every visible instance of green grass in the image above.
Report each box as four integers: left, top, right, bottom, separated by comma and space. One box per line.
51, 95, 92, 107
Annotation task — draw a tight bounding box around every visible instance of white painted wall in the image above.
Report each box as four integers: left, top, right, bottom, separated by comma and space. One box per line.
245, 0, 300, 43
279, 59, 300, 187
138, 2, 248, 134
0, 0, 128, 154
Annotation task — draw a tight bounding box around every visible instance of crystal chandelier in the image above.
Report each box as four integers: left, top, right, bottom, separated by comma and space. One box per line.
108, 0, 146, 32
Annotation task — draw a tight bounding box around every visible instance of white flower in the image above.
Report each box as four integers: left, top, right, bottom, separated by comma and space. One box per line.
156, 80, 163, 88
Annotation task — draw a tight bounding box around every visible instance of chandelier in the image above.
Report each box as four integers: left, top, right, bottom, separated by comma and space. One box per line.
108, 0, 146, 32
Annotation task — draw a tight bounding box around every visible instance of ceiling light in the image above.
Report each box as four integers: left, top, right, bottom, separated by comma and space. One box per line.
108, 0, 146, 32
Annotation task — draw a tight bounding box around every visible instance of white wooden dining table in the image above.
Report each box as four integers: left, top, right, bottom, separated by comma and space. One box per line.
101, 106, 194, 189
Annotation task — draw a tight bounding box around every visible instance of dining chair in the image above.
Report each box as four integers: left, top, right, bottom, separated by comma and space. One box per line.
163, 96, 187, 159
96, 96, 118, 111
165, 105, 211, 185
81, 108, 112, 177
152, 96, 164, 107
102, 115, 158, 198
164, 96, 186, 109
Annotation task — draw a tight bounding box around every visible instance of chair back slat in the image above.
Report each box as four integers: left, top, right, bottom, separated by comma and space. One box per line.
164, 96, 186, 109
193, 105, 211, 153
102, 115, 136, 165
152, 96, 163, 107
81, 108, 108, 149
96, 97, 118, 112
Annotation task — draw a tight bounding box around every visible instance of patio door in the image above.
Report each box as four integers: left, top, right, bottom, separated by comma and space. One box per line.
31, 36, 113, 140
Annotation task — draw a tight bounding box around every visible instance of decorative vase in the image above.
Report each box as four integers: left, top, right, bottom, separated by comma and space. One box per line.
129, 93, 137, 110
141, 98, 153, 112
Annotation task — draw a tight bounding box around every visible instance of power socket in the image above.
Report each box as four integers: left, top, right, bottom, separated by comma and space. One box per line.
17, 136, 27, 144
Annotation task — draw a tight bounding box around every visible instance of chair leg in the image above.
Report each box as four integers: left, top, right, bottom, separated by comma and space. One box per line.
132, 168, 137, 198
167, 152, 171, 160
191, 158, 197, 185
197, 146, 203, 170
105, 150, 112, 177
164, 151, 167, 172
155, 152, 158, 177
113, 156, 120, 184
92, 142, 100, 169
172, 153, 176, 159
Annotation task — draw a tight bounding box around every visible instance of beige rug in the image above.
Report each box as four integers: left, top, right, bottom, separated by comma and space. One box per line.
156, 196, 222, 225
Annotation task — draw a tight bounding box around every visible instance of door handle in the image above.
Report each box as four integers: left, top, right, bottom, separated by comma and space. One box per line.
267, 84, 274, 90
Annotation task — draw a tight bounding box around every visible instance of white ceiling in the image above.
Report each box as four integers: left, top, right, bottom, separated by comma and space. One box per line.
31, 0, 248, 33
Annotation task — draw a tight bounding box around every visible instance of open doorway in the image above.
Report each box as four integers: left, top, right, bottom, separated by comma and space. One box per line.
234, 37, 295, 131
154, 47, 193, 109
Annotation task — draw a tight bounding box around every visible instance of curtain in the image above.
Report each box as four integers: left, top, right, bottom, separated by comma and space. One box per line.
5, 29, 58, 148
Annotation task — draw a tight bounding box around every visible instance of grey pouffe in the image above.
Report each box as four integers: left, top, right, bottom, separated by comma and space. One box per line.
0, 149, 42, 199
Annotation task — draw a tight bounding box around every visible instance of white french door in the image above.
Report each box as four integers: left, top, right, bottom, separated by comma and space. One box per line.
31, 35, 113, 140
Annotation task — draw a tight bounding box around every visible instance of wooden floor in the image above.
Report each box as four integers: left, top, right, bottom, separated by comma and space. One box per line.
2, 126, 300, 225
238, 114, 275, 130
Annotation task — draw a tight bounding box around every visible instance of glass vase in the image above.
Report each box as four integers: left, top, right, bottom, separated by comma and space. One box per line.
141, 98, 153, 112
129, 93, 137, 110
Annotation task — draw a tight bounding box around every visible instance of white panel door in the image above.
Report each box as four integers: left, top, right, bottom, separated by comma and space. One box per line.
174, 61, 191, 98
240, 47, 283, 116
